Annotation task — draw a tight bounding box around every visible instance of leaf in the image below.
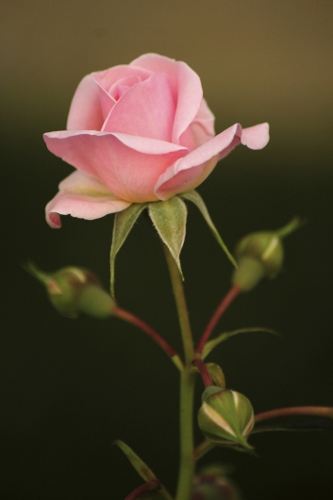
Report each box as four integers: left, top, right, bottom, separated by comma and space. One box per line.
110, 203, 147, 296
181, 190, 237, 268
114, 440, 157, 483
148, 197, 187, 279
114, 440, 173, 500
253, 407, 333, 434
202, 327, 278, 360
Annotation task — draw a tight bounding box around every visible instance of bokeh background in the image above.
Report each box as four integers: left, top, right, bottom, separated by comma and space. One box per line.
1, 1, 333, 498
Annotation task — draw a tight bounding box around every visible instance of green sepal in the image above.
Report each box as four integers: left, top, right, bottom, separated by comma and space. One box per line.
202, 327, 278, 360
201, 385, 224, 403
110, 203, 147, 296
148, 197, 187, 279
181, 190, 237, 268
114, 440, 173, 500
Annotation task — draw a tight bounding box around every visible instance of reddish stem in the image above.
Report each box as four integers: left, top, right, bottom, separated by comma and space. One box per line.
255, 406, 333, 423
196, 285, 241, 354
113, 306, 182, 365
125, 480, 159, 500
193, 359, 213, 388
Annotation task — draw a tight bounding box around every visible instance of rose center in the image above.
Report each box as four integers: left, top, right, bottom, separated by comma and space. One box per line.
109, 75, 144, 101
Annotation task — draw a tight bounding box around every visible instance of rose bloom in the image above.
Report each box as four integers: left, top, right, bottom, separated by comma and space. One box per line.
44, 54, 269, 227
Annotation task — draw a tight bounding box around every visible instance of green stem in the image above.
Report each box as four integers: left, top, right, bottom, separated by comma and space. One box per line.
194, 439, 215, 462
177, 369, 196, 500
163, 246, 196, 500
163, 246, 195, 364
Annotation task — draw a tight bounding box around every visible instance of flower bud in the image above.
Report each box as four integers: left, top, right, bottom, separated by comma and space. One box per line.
192, 464, 242, 500
232, 217, 302, 291
205, 363, 226, 390
198, 387, 254, 451
25, 262, 115, 319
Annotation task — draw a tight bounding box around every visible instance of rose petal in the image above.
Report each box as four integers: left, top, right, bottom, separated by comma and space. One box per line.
111, 133, 188, 155
109, 75, 142, 100
43, 130, 188, 202
171, 61, 203, 143
67, 74, 104, 131
130, 54, 203, 144
93, 66, 151, 122
94, 81, 116, 124
194, 98, 216, 137
102, 72, 175, 142
179, 99, 216, 150
94, 65, 151, 98
155, 124, 242, 199
45, 171, 131, 227
241, 123, 270, 150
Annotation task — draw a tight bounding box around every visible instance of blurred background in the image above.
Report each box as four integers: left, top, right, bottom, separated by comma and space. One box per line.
1, 1, 332, 498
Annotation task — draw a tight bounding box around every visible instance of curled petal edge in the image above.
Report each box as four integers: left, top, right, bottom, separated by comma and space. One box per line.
241, 123, 270, 150
154, 122, 270, 200
45, 172, 131, 228
154, 123, 242, 199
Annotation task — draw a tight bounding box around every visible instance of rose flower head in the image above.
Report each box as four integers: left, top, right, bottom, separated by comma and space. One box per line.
44, 54, 269, 228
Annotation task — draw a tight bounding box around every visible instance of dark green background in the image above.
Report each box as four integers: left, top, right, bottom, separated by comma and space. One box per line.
1, 1, 333, 498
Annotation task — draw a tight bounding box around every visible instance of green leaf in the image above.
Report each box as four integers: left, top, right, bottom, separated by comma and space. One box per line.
114, 440, 157, 483
148, 197, 187, 279
181, 190, 237, 268
110, 203, 147, 296
114, 440, 173, 500
202, 327, 278, 360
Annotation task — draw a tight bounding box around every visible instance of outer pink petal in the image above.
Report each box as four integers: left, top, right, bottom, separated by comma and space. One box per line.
194, 98, 215, 137
102, 72, 175, 142
241, 123, 270, 149
155, 124, 242, 199
66, 74, 104, 131
179, 98, 216, 150
130, 54, 203, 144
45, 171, 131, 228
43, 130, 188, 202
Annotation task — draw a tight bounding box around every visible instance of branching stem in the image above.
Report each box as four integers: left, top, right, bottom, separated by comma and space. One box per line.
113, 306, 183, 371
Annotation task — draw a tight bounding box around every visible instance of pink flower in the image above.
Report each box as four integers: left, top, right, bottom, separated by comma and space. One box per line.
44, 54, 269, 228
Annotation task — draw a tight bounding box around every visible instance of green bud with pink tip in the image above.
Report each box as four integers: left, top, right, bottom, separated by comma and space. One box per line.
25, 262, 115, 319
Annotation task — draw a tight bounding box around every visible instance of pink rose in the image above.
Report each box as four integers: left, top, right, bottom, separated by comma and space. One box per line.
44, 54, 269, 228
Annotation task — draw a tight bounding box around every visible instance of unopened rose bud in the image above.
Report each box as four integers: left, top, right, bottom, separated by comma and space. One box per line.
192, 464, 242, 500
198, 386, 254, 451
232, 217, 302, 291
25, 262, 115, 319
